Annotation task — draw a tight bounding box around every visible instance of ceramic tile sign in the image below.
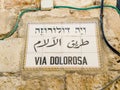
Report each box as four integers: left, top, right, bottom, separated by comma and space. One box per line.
24, 21, 102, 70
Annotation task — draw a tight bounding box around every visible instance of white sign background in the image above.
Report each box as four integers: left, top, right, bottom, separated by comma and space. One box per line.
25, 22, 100, 68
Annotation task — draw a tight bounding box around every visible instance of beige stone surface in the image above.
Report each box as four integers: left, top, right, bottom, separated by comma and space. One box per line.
0, 0, 120, 90
2, 0, 116, 9
22, 71, 65, 79
103, 8, 120, 70
0, 76, 22, 90
0, 0, 117, 10
3, 0, 94, 9
66, 71, 120, 90
0, 10, 16, 35
18, 76, 65, 90
0, 38, 24, 72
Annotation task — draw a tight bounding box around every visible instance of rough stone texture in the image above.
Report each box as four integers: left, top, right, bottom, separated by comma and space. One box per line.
1, 0, 116, 9
22, 71, 65, 79
0, 10, 16, 35
18, 76, 65, 90
0, 38, 24, 72
103, 8, 120, 70
0, 76, 22, 90
0, 0, 120, 90
66, 71, 120, 90
3, 0, 37, 9
104, 0, 117, 6
2, 0, 94, 9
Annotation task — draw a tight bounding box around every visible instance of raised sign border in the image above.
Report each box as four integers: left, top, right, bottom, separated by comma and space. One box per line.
23, 18, 106, 74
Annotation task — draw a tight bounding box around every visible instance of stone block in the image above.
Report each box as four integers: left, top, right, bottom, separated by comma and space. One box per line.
18, 76, 65, 90
0, 38, 24, 72
0, 76, 22, 90
66, 72, 120, 90
54, 0, 94, 7
0, 10, 16, 35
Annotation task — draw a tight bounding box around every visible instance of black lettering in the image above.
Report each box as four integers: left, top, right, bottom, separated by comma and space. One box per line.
42, 57, 47, 65
68, 56, 72, 64
73, 57, 77, 64
83, 57, 87, 65
78, 57, 82, 65
50, 56, 54, 65
63, 56, 67, 65
35, 57, 40, 65
55, 57, 60, 65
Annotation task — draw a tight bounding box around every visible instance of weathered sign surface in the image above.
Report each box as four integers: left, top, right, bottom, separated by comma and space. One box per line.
25, 20, 101, 70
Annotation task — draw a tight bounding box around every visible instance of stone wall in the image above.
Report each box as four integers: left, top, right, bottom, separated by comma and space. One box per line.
0, 0, 120, 90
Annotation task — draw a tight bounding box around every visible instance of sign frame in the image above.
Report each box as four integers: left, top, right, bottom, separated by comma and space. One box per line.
23, 18, 106, 73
